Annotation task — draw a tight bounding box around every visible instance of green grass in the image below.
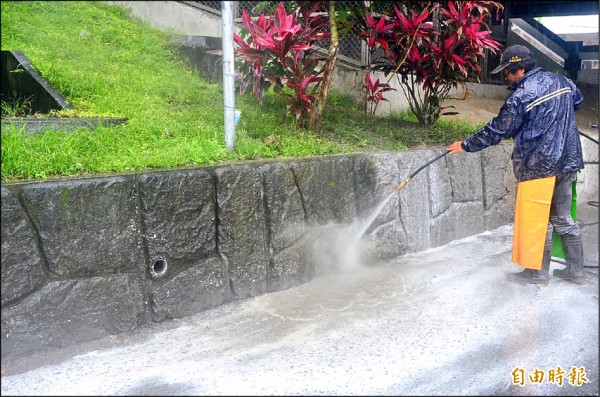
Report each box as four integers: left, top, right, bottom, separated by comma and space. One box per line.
0, 1, 482, 182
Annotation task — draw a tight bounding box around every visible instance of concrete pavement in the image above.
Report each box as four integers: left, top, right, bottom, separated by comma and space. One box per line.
1, 202, 597, 396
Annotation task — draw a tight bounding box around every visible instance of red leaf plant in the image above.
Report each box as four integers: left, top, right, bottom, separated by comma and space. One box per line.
233, 1, 331, 125
363, 72, 397, 118
360, 1, 503, 127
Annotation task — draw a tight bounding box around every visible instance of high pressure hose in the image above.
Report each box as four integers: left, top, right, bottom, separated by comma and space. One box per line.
579, 130, 599, 145
396, 150, 451, 192
396, 130, 596, 193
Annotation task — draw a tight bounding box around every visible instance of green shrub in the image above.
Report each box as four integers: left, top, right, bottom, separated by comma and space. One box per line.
1, 1, 478, 182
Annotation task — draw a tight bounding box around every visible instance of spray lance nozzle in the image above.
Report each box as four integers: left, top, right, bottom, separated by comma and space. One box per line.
358, 150, 451, 243
395, 150, 451, 193
395, 178, 410, 192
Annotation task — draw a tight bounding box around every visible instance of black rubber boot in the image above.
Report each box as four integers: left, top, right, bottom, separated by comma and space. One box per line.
507, 234, 551, 286
507, 263, 550, 286
553, 234, 586, 285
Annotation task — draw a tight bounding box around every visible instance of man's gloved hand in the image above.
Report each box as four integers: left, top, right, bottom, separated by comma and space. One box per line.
448, 141, 465, 154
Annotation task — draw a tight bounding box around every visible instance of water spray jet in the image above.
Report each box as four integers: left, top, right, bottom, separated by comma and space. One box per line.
356, 150, 451, 242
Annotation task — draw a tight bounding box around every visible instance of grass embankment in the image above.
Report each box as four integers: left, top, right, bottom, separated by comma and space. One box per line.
0, 1, 482, 182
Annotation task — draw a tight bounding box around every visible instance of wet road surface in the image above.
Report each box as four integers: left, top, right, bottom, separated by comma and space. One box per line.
1, 203, 598, 396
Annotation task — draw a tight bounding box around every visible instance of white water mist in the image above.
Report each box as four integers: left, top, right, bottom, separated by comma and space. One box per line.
354, 191, 396, 243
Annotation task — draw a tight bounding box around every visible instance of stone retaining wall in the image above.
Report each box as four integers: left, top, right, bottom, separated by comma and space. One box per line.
1, 143, 597, 359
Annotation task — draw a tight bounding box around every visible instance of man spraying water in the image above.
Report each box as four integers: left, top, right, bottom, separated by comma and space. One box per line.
447, 44, 586, 286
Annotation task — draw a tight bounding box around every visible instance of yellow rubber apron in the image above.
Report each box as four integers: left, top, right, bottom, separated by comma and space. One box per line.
511, 176, 556, 270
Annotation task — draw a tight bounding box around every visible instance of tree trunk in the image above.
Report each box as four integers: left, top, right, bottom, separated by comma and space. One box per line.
307, 1, 339, 131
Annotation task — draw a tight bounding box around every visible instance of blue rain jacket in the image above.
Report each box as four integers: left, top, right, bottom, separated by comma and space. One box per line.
461, 67, 584, 181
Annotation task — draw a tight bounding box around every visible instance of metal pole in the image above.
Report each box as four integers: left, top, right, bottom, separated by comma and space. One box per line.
221, 1, 236, 152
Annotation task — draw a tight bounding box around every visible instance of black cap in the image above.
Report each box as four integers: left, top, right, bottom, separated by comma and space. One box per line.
491, 45, 533, 74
